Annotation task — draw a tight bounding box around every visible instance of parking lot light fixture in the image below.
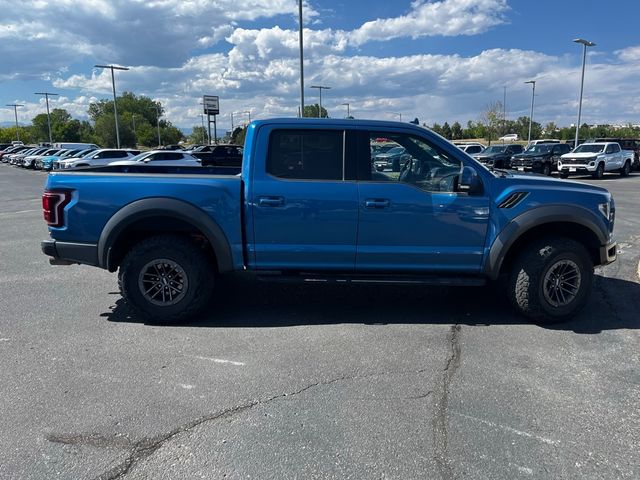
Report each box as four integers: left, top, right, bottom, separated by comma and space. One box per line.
524, 80, 536, 145
390, 112, 402, 121
342, 103, 350, 118
94, 64, 129, 148
573, 38, 596, 148
6, 103, 24, 142
310, 85, 331, 118
35, 92, 59, 144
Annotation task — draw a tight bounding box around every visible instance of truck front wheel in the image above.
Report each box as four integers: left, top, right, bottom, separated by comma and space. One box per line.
119, 234, 215, 323
508, 237, 593, 323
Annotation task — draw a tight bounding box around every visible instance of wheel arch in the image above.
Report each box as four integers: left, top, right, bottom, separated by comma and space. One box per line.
98, 197, 233, 273
484, 205, 608, 280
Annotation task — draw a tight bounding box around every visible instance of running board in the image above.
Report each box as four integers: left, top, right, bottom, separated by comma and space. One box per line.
255, 272, 486, 287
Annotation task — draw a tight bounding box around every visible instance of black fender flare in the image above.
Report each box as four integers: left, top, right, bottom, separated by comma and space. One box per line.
98, 197, 233, 273
484, 205, 608, 280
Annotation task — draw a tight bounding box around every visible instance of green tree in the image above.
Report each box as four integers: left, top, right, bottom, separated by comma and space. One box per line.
94, 115, 136, 148
231, 126, 248, 145
451, 121, 463, 140
189, 126, 208, 145
431, 122, 443, 135
303, 104, 328, 118
480, 101, 503, 144
441, 122, 452, 139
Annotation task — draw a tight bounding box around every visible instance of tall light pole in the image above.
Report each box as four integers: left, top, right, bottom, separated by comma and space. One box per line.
573, 38, 596, 148
310, 85, 330, 117
298, 0, 305, 117
524, 80, 536, 145
390, 112, 402, 121
6, 104, 24, 142
132, 113, 137, 142
201, 114, 206, 144
342, 102, 350, 118
94, 64, 129, 148
35, 92, 59, 144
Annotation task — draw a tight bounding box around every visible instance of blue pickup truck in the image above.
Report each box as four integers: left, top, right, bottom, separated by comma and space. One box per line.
41, 119, 617, 323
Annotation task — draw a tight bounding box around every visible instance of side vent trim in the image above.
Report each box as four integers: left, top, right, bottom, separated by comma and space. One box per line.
498, 192, 529, 209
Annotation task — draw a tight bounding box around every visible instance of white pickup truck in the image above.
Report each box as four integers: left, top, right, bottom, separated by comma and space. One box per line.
558, 142, 633, 179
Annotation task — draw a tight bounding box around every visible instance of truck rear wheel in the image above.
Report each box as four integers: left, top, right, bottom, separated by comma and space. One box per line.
119, 234, 215, 323
620, 160, 630, 177
508, 237, 593, 323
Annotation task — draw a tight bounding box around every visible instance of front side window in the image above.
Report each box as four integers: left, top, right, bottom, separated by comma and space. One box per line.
267, 129, 343, 180
368, 132, 461, 193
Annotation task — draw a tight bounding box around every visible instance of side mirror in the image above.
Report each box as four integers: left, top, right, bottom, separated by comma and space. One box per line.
459, 166, 483, 195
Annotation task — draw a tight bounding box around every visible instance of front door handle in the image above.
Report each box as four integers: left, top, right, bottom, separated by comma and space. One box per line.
257, 196, 285, 207
364, 199, 391, 209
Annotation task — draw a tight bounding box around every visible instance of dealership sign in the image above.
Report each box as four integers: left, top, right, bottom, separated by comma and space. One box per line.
203, 95, 219, 115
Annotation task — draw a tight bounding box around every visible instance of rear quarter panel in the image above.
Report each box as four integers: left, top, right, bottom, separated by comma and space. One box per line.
45, 172, 244, 268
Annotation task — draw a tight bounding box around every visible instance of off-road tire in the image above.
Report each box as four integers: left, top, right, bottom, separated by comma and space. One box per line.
592, 162, 605, 179
119, 234, 215, 323
508, 237, 593, 323
620, 160, 631, 177
542, 163, 551, 176
559, 171, 569, 179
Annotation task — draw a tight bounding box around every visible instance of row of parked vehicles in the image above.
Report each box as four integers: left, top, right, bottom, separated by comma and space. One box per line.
0, 143, 244, 170
453, 138, 639, 179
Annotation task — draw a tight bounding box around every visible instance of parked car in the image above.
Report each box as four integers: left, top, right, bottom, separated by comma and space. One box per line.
23, 148, 63, 169
12, 147, 49, 166
473, 144, 524, 168
455, 143, 485, 155
56, 149, 136, 169
42, 118, 616, 324
498, 133, 519, 142
188, 144, 243, 167
586, 138, 640, 170
373, 146, 411, 171
510, 143, 571, 175
558, 142, 633, 179
0, 145, 30, 162
109, 150, 201, 167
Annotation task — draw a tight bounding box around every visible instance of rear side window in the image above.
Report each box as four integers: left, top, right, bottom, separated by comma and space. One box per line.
267, 129, 344, 180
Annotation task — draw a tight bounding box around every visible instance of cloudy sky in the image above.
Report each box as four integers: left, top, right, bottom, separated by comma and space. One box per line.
1, 0, 639, 132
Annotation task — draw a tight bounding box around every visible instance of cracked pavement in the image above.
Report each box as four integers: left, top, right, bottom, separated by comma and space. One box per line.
0, 165, 639, 479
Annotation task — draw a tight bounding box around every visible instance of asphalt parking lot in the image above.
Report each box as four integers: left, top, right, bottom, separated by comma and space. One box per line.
0, 165, 638, 480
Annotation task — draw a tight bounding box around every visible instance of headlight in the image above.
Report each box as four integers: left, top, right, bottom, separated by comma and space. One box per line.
598, 201, 613, 221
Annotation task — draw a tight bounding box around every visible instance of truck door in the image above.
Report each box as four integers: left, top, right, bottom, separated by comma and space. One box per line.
355, 130, 490, 272
250, 127, 359, 270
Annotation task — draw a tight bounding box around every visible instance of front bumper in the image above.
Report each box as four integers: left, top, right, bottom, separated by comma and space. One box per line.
599, 241, 617, 266
42, 239, 100, 267
558, 165, 593, 175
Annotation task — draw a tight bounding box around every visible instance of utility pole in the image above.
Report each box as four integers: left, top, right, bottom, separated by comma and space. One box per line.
298, 0, 305, 116
94, 64, 129, 148
342, 103, 350, 118
310, 85, 330, 118
132, 114, 137, 141
524, 80, 536, 145
35, 92, 59, 144
574, 38, 596, 148
503, 86, 507, 138
6, 104, 24, 142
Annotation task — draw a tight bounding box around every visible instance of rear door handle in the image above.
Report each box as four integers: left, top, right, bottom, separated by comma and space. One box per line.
364, 199, 390, 209
257, 196, 285, 207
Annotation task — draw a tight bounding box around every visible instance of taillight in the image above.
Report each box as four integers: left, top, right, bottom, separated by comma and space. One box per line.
42, 190, 72, 227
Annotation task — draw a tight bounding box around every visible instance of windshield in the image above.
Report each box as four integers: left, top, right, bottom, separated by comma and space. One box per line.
525, 144, 552, 154
483, 146, 507, 154
386, 147, 405, 155
574, 144, 605, 154
129, 152, 155, 162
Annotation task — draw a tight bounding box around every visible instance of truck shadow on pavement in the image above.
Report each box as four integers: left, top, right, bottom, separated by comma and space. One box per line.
103, 274, 639, 334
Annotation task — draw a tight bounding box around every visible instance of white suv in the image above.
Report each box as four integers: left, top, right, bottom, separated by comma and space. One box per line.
558, 142, 633, 179
58, 149, 136, 168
